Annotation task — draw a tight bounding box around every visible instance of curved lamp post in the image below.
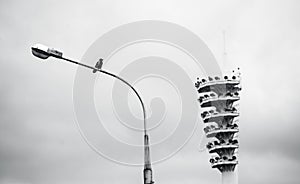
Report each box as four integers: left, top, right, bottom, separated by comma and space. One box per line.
31, 44, 154, 184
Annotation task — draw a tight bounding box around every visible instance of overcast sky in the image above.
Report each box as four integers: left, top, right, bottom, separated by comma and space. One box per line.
1, 0, 300, 184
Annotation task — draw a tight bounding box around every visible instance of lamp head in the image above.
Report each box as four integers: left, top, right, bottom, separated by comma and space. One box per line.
31, 43, 63, 59
31, 44, 50, 59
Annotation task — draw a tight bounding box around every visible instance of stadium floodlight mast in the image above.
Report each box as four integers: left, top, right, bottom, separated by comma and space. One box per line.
31, 43, 154, 184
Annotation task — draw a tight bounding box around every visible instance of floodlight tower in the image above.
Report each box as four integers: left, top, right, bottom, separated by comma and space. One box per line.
195, 70, 241, 184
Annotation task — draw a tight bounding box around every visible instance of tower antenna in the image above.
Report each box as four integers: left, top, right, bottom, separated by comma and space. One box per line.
222, 30, 227, 71
223, 30, 227, 57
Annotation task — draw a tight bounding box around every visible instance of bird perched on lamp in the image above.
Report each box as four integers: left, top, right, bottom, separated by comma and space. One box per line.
93, 58, 103, 73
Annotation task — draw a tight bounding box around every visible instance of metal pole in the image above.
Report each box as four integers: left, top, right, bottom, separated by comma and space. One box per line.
61, 56, 153, 184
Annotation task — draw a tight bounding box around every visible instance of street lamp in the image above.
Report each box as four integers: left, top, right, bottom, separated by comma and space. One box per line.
31, 43, 154, 184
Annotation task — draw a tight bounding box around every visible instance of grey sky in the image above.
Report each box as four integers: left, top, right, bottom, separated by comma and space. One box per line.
1, 0, 300, 184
